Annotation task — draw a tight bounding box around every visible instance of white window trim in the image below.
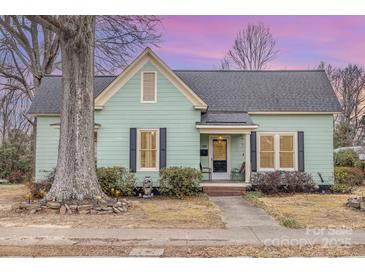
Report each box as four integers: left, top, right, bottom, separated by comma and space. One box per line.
257, 132, 298, 171
140, 71, 157, 103
137, 128, 159, 171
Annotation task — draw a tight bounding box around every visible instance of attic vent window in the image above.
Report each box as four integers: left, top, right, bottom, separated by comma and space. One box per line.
141, 72, 157, 103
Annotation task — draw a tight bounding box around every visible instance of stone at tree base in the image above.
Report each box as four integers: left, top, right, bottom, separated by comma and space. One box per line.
346, 195, 361, 209
78, 204, 93, 211
360, 202, 365, 211
13, 197, 129, 215
64, 204, 72, 214
60, 205, 67, 215
69, 205, 78, 213
47, 201, 61, 209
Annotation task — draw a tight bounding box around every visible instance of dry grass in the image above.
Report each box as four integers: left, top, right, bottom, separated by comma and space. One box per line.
1, 244, 365, 257
0, 184, 224, 229
245, 187, 365, 229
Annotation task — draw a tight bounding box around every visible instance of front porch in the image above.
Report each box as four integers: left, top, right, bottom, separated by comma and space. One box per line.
198, 131, 255, 183
197, 111, 258, 184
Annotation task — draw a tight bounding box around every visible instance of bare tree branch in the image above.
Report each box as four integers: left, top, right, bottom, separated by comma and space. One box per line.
221, 23, 278, 70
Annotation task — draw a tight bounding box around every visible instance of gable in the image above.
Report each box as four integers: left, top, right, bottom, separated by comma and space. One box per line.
94, 48, 207, 111
100, 61, 201, 110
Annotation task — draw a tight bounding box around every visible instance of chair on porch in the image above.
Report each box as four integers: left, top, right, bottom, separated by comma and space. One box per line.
231, 162, 245, 181
200, 162, 212, 181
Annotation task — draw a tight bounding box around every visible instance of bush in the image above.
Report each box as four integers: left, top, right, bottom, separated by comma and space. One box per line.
0, 142, 32, 184
282, 171, 316, 193
334, 166, 363, 186
96, 167, 136, 197
251, 171, 316, 194
159, 167, 202, 198
331, 182, 353, 194
334, 149, 361, 167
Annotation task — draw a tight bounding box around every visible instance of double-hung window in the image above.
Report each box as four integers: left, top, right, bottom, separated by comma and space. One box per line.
258, 132, 297, 171
137, 129, 159, 171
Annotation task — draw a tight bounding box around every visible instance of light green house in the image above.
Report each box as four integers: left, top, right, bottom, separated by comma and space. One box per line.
29, 48, 341, 187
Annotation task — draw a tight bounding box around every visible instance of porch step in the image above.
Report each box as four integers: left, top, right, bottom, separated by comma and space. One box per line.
202, 186, 246, 196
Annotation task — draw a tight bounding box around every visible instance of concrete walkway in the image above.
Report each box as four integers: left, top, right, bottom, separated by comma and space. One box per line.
0, 196, 364, 247
209, 196, 279, 228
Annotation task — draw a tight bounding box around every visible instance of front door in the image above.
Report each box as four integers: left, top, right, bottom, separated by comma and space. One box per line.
210, 137, 230, 180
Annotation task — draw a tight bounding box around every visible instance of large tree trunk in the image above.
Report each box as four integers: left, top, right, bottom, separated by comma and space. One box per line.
47, 16, 103, 202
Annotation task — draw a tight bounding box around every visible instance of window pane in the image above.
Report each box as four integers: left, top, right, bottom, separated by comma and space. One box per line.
141, 150, 156, 168
140, 130, 157, 169
260, 135, 274, 151
280, 136, 293, 151
260, 152, 275, 168
213, 140, 227, 161
141, 131, 156, 150
280, 152, 294, 168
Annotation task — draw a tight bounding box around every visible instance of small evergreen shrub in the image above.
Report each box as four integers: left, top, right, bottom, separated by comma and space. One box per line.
334, 149, 361, 167
159, 167, 202, 198
251, 171, 316, 194
0, 143, 32, 184
334, 166, 364, 186
331, 182, 353, 194
96, 167, 136, 196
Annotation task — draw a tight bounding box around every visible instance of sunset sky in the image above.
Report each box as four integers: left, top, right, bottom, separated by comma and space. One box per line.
152, 16, 365, 69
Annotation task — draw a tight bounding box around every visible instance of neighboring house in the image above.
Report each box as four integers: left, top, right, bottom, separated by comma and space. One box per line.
334, 146, 365, 161
29, 48, 341, 186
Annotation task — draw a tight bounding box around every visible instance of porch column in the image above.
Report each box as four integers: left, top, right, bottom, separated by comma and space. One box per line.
245, 133, 251, 183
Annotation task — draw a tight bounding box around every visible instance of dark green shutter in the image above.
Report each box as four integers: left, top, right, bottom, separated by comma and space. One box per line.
129, 128, 137, 172
250, 132, 257, 172
298, 131, 305, 171
160, 128, 167, 169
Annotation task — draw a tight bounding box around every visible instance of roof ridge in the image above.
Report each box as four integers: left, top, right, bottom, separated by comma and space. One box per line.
174, 69, 326, 72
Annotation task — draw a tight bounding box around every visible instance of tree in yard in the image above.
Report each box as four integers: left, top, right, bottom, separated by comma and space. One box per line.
26, 16, 102, 201
320, 62, 365, 147
221, 23, 278, 70
0, 16, 160, 200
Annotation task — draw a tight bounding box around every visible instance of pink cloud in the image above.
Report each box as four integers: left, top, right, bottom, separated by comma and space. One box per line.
155, 16, 365, 69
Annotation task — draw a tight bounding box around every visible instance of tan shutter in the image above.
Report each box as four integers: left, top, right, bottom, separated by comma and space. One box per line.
143, 72, 156, 101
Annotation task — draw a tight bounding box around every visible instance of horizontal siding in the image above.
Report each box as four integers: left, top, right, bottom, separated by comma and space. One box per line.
95, 62, 201, 186
35, 62, 201, 186
251, 114, 334, 185
35, 117, 60, 180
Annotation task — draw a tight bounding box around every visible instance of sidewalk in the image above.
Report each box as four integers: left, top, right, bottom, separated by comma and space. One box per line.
0, 226, 364, 246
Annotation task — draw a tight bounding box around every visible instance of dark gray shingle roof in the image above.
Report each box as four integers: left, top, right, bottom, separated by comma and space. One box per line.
175, 70, 341, 112
28, 70, 341, 115
28, 76, 116, 114
199, 111, 254, 125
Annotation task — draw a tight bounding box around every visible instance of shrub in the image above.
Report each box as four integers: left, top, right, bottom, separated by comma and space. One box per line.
331, 182, 353, 194
159, 167, 202, 198
282, 171, 316, 193
334, 166, 363, 186
334, 149, 361, 167
251, 171, 316, 194
0, 142, 32, 184
96, 167, 136, 197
